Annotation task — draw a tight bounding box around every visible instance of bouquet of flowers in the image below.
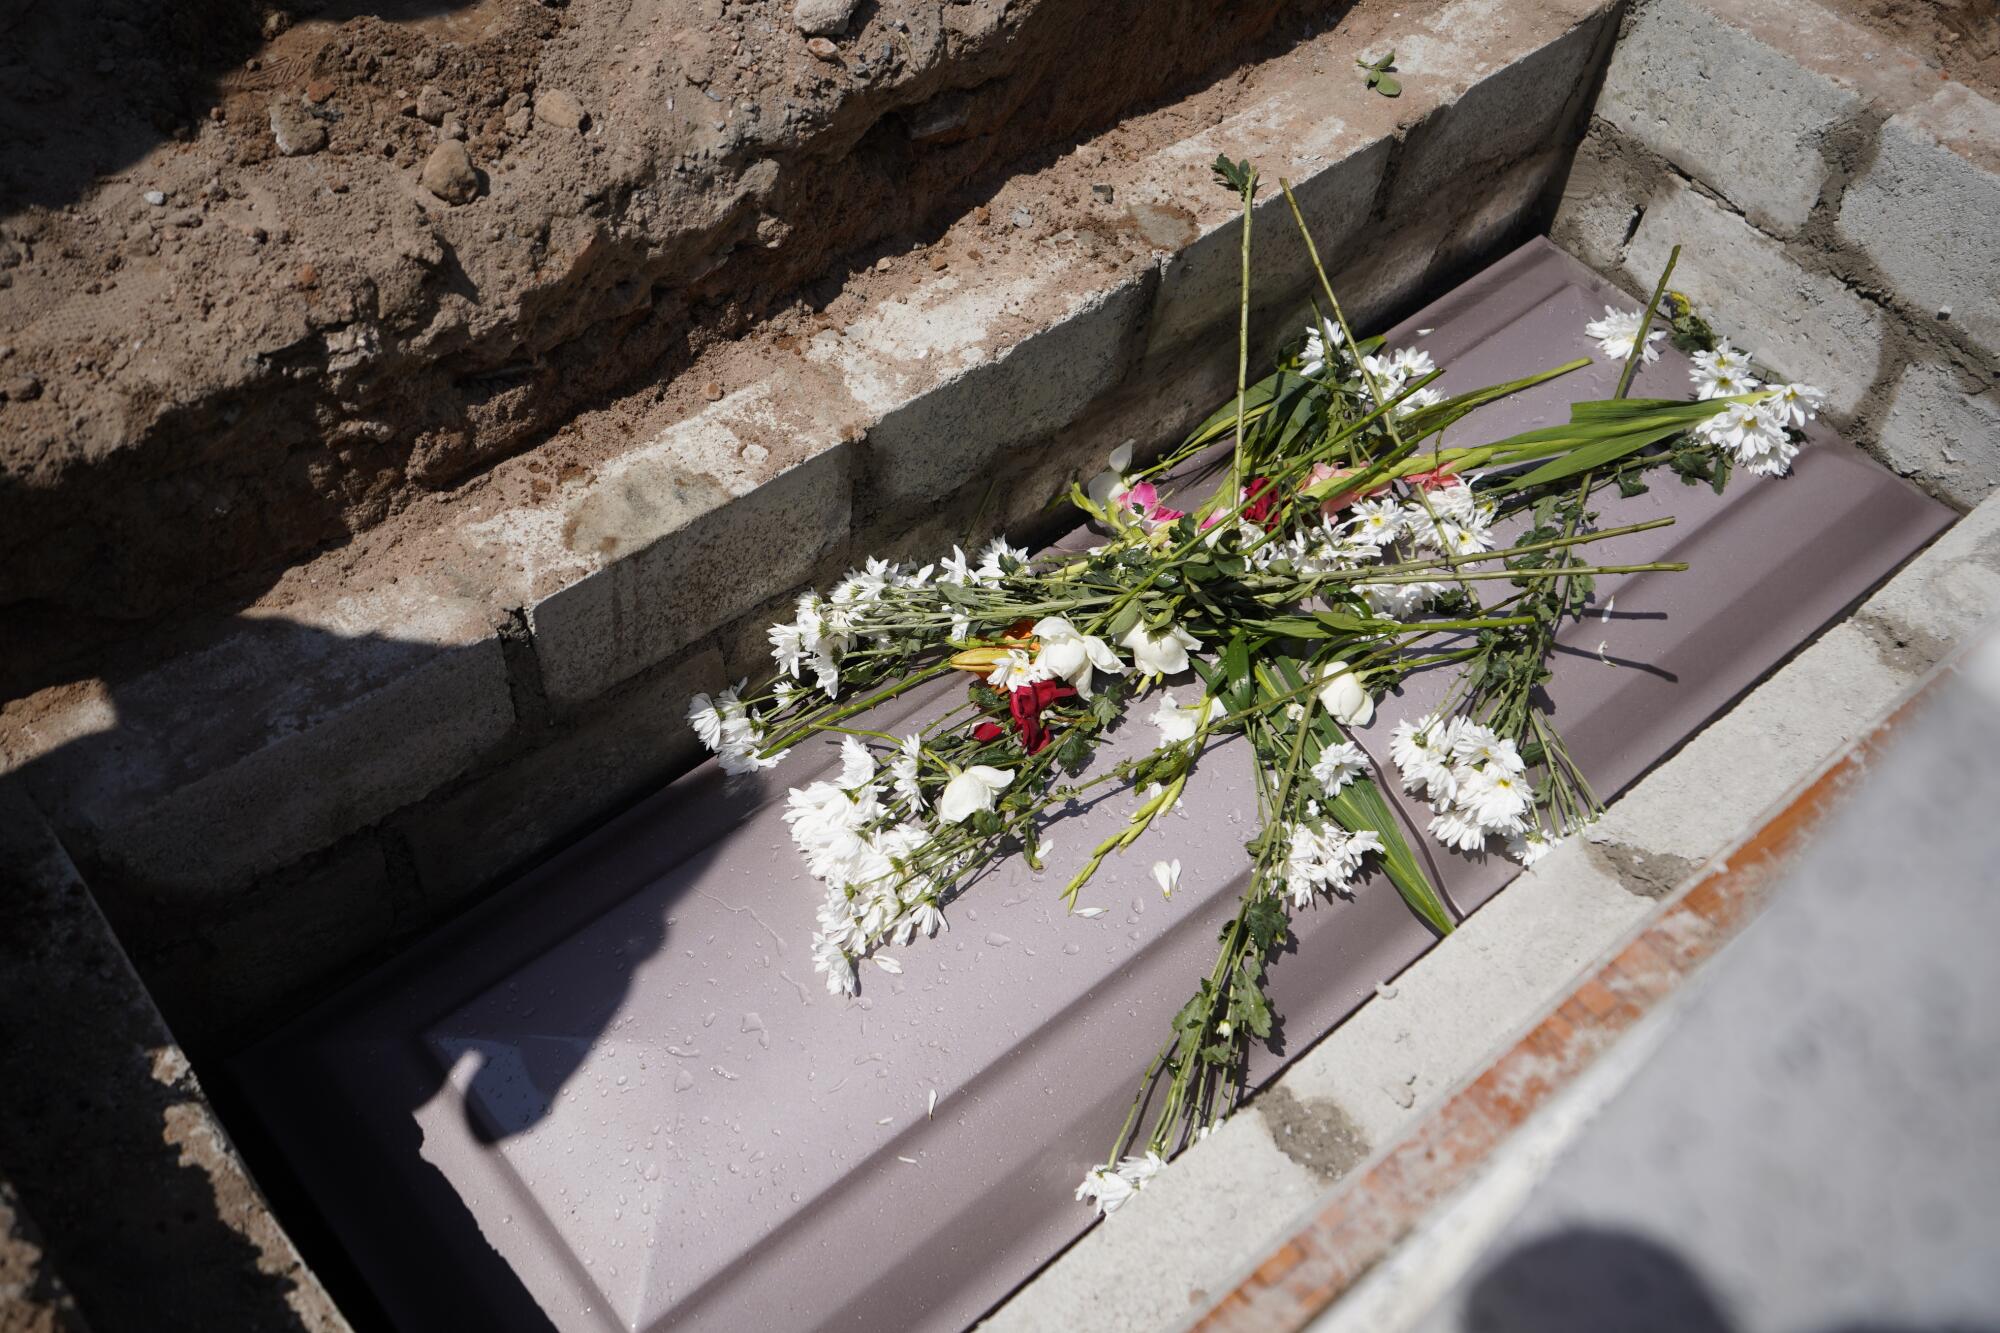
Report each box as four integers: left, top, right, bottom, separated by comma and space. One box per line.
688, 157, 1824, 1214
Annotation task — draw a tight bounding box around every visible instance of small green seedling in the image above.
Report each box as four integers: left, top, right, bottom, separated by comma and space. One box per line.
1358, 50, 1401, 97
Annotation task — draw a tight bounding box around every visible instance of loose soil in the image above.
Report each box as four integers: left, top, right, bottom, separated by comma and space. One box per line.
1819, 0, 2000, 97
0, 0, 1347, 628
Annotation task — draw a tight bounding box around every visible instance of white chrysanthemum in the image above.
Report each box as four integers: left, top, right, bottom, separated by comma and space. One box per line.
1457, 765, 1533, 828
1116, 1150, 1167, 1191
1450, 721, 1525, 775
1429, 803, 1490, 853
1767, 381, 1827, 429
985, 647, 1053, 691
838, 736, 876, 789
1583, 305, 1664, 364
1345, 497, 1404, 546
1299, 316, 1345, 377
1359, 579, 1445, 618
1282, 821, 1384, 906
1507, 829, 1557, 866
1689, 339, 1760, 399
1075, 1166, 1136, 1217
1391, 713, 1462, 801
812, 933, 857, 995
1395, 385, 1445, 418
1696, 398, 1800, 477
889, 734, 925, 811
687, 692, 726, 750
1388, 345, 1436, 380
973, 537, 1030, 585
1311, 740, 1367, 796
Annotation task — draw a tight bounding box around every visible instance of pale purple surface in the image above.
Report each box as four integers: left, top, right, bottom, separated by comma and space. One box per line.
232, 241, 1951, 1333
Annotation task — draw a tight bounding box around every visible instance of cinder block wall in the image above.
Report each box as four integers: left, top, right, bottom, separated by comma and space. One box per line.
1553, 0, 2000, 508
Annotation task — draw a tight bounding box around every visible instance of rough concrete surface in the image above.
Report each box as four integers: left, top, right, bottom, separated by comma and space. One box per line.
0, 1178, 86, 1333
1393, 635, 2000, 1333
1836, 89, 2000, 359
979, 1112, 1324, 1333
1876, 361, 2000, 508
1599, 0, 1859, 235
0, 784, 348, 1332
1624, 180, 1887, 416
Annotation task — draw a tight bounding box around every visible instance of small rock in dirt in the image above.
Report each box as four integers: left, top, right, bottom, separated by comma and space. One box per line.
296, 263, 319, 289
269, 101, 328, 156
420, 140, 480, 204
143, 190, 166, 207
806, 36, 839, 61
534, 90, 589, 132
1, 374, 43, 402
1009, 205, 1032, 229
702, 381, 723, 402
928, 253, 947, 271
1091, 182, 1114, 203
505, 107, 533, 137
442, 118, 468, 141
415, 84, 451, 125
304, 77, 337, 105
794, 0, 859, 37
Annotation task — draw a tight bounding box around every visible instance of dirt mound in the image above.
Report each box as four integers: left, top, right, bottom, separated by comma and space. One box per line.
1819, 0, 2000, 97
0, 0, 1334, 625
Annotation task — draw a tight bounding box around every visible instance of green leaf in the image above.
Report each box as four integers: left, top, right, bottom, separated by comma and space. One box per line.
1106, 600, 1141, 639
1324, 778, 1456, 936
1222, 634, 1252, 693
1244, 897, 1289, 953
1372, 73, 1401, 96
1498, 421, 1691, 492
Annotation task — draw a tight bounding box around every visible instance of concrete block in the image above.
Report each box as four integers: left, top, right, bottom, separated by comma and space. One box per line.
1549, 123, 1653, 273
1143, 134, 1389, 375
0, 591, 514, 893
525, 383, 853, 706
157, 837, 396, 1043
1434, 149, 1567, 279
401, 647, 726, 906
1626, 180, 1887, 415
1598, 0, 1856, 235
823, 266, 1154, 513
979, 1111, 1321, 1333
1838, 87, 2000, 359
1277, 839, 1651, 1146
1391, 11, 1608, 217
1590, 621, 1916, 865
1876, 363, 2000, 508
1854, 491, 2000, 665
0, 782, 351, 1330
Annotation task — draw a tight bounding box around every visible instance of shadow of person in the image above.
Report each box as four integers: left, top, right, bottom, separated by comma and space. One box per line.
0, 605, 721, 1331
1459, 1226, 2000, 1333
1460, 1227, 1735, 1333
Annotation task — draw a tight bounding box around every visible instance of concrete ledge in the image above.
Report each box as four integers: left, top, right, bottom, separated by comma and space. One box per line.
0, 784, 349, 1332
0, 591, 512, 893
984, 495, 2000, 1332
